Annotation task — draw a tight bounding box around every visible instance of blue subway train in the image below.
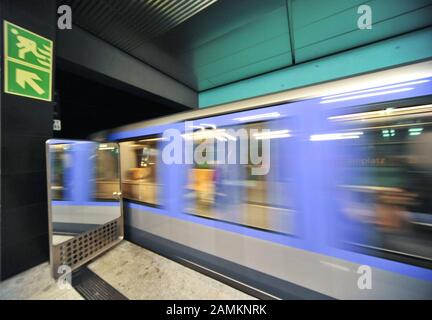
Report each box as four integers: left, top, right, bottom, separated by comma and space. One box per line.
101, 65, 432, 299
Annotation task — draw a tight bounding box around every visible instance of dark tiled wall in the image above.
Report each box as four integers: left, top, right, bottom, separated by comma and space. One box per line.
0, 0, 56, 280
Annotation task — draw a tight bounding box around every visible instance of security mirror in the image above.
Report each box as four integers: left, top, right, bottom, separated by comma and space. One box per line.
46, 139, 123, 278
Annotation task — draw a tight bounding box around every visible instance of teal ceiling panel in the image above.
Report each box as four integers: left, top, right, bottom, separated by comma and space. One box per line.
180, 7, 290, 69
292, 0, 432, 63
181, 3, 292, 90
207, 51, 293, 88
291, 0, 366, 30
199, 27, 432, 107
296, 5, 432, 62
197, 34, 292, 89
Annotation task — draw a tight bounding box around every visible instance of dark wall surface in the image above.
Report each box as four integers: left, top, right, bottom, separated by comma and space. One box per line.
54, 67, 191, 139
0, 0, 56, 280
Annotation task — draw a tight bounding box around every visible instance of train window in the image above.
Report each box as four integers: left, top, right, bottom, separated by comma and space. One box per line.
184, 119, 296, 235
330, 103, 432, 267
120, 136, 162, 206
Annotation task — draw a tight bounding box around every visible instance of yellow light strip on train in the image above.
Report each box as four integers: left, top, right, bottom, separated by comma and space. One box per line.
321, 79, 430, 101
253, 129, 291, 140
233, 112, 281, 122
328, 104, 432, 122
310, 132, 364, 141
320, 88, 414, 104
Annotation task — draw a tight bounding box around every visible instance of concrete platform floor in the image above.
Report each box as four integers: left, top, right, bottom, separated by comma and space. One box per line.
0, 240, 254, 300
0, 263, 83, 300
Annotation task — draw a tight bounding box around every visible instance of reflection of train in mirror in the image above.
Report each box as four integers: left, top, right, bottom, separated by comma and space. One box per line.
100, 68, 432, 299
49, 142, 120, 201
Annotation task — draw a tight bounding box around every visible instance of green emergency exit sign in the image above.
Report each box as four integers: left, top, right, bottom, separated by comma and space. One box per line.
4, 20, 53, 101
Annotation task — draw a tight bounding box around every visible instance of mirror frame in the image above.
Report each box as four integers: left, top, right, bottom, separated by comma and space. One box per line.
46, 139, 124, 279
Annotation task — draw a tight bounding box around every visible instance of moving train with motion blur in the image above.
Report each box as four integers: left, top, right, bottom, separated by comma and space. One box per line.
91, 62, 432, 299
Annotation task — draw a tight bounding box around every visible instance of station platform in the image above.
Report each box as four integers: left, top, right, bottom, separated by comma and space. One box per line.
0, 241, 253, 300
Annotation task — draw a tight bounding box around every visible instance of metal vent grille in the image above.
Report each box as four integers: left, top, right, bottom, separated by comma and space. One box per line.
52, 218, 122, 278
63, 0, 218, 51
59, 220, 119, 268
72, 267, 128, 300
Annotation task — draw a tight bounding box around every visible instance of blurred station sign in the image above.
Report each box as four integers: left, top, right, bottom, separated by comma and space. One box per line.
4, 20, 53, 101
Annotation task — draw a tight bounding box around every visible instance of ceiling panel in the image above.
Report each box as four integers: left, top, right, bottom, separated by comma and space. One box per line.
146, 0, 292, 90
292, 0, 432, 62
64, 0, 432, 94
208, 51, 293, 87
64, 0, 218, 51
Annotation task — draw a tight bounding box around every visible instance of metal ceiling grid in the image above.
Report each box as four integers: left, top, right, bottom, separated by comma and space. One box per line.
64, 0, 218, 51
